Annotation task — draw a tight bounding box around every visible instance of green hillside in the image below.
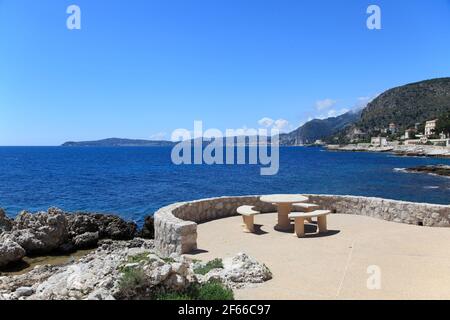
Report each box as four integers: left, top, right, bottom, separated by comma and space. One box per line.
359, 78, 450, 131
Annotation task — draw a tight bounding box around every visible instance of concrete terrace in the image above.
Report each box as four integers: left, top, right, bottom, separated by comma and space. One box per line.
186, 213, 450, 300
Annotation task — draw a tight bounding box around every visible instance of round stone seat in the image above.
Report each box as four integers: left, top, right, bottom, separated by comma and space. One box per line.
237, 206, 261, 233
237, 205, 260, 216
289, 210, 330, 219
289, 210, 331, 238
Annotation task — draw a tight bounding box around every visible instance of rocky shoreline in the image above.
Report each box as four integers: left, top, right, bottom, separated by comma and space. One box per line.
0, 207, 150, 268
0, 208, 271, 300
403, 165, 450, 177
327, 144, 450, 158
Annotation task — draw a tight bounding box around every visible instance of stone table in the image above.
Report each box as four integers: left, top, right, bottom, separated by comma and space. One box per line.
260, 194, 309, 230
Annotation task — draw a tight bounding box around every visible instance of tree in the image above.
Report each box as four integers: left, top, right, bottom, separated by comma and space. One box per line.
436, 112, 450, 136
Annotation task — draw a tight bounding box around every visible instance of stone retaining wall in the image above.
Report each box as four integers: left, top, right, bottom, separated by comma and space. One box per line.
154, 195, 450, 257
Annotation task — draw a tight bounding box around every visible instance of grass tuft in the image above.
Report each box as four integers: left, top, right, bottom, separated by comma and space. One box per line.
194, 258, 224, 275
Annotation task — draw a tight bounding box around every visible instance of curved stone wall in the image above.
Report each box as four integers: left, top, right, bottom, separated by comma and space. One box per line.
154, 195, 450, 257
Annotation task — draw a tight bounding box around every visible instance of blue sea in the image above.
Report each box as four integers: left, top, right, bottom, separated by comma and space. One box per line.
0, 147, 449, 225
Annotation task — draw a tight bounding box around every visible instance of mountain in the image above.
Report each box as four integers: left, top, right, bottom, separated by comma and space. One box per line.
358, 78, 450, 132
62, 138, 175, 147
280, 110, 361, 145
62, 112, 362, 147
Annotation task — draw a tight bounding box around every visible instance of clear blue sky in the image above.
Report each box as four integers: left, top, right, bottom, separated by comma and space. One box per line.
1, 0, 450, 145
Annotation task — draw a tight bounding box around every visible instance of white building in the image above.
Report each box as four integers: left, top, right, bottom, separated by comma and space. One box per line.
403, 129, 416, 140
371, 136, 388, 147
425, 119, 438, 137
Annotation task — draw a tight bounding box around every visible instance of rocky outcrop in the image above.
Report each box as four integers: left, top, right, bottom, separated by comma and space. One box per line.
405, 165, 450, 177
0, 239, 196, 300
138, 215, 154, 239
0, 238, 271, 300
0, 239, 26, 268
0, 209, 13, 234
66, 213, 137, 242
72, 232, 99, 249
201, 253, 272, 289
6, 208, 68, 254
327, 144, 450, 158
0, 208, 139, 268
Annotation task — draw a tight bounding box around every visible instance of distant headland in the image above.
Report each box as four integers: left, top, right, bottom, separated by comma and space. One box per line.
61, 138, 176, 147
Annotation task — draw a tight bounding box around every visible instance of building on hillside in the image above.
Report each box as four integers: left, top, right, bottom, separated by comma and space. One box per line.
353, 128, 364, 135
425, 119, 438, 137
403, 129, 416, 140
404, 139, 421, 146
314, 140, 324, 145
420, 136, 429, 144
350, 128, 368, 142
371, 136, 388, 147
388, 123, 397, 134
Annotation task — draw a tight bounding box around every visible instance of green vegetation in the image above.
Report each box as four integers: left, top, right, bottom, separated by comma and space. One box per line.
359, 78, 450, 132
281, 111, 361, 145
162, 257, 176, 263
194, 258, 224, 275
157, 280, 234, 300
126, 253, 150, 263
436, 111, 450, 135
118, 267, 146, 294
196, 280, 234, 300
156, 292, 193, 300
327, 78, 450, 143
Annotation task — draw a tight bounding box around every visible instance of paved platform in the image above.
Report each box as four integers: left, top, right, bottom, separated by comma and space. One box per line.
186, 213, 450, 300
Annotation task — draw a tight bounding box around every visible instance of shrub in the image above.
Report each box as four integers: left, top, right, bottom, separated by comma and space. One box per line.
162, 257, 176, 263
118, 267, 146, 294
157, 280, 234, 301
196, 280, 234, 300
156, 292, 193, 300
127, 253, 150, 263
194, 258, 224, 275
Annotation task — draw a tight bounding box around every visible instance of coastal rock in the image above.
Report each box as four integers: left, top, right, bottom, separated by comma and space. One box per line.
16, 239, 176, 300
405, 165, 450, 177
94, 214, 137, 240
66, 214, 98, 236
0, 238, 26, 267
8, 208, 68, 254
73, 232, 99, 249
86, 288, 115, 300
66, 213, 137, 241
204, 253, 272, 289
139, 215, 155, 239
0, 239, 194, 300
15, 286, 34, 297
0, 208, 13, 234
32, 245, 131, 300
0, 239, 269, 300
0, 265, 59, 293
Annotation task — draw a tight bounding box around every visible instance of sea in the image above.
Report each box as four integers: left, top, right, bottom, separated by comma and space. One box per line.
0, 146, 449, 225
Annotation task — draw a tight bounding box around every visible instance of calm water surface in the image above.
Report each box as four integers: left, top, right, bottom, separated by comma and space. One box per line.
0, 147, 449, 224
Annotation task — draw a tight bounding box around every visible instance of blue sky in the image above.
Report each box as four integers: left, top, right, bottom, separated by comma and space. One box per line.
1, 0, 450, 145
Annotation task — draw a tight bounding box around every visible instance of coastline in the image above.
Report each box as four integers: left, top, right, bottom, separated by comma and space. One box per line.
326, 144, 450, 158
